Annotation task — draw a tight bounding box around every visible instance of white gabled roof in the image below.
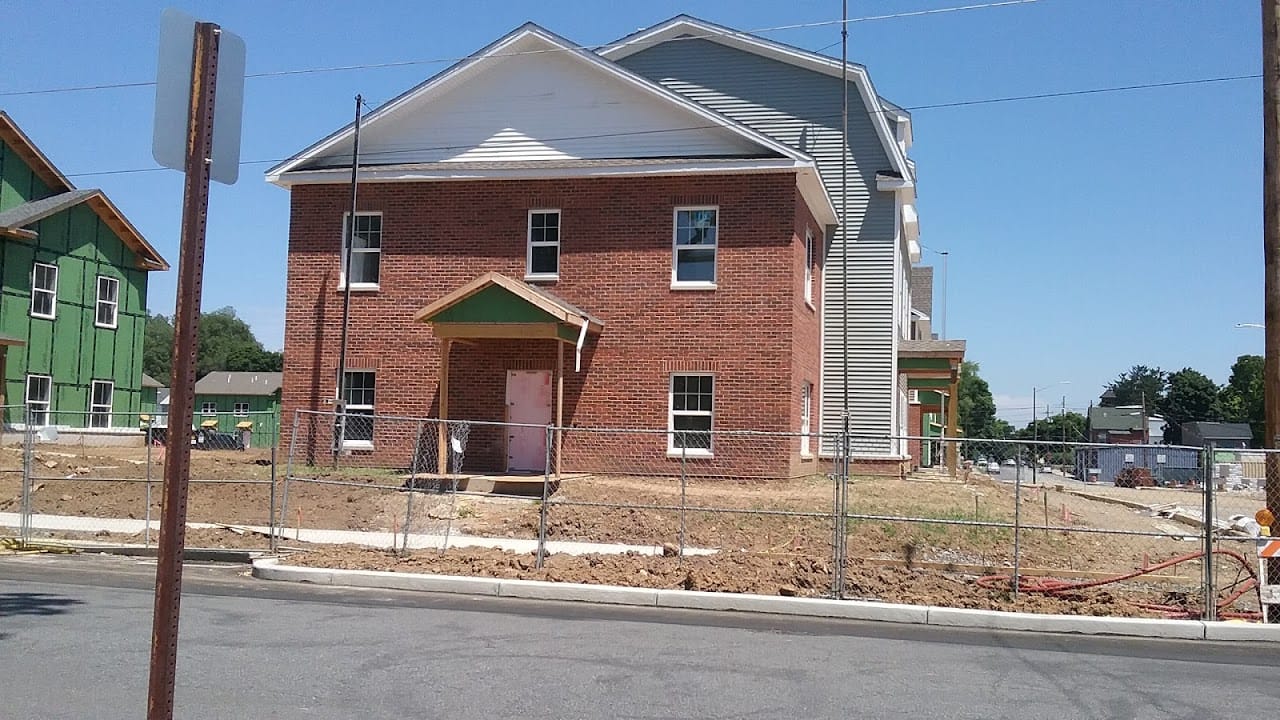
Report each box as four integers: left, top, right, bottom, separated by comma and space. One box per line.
268, 23, 812, 180
599, 15, 914, 185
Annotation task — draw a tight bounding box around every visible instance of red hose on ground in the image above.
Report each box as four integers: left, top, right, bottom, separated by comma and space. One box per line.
975, 547, 1263, 620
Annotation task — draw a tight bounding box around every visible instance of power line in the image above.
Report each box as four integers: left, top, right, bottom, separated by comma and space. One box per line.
0, 0, 1042, 98
58, 73, 1259, 180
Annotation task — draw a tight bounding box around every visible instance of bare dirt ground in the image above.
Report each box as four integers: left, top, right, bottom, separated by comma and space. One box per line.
0, 444, 1261, 616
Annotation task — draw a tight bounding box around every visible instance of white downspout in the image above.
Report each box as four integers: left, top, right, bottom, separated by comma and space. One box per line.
575, 317, 589, 372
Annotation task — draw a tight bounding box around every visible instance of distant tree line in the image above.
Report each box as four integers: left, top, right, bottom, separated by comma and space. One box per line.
143, 306, 283, 386
957, 357, 1265, 446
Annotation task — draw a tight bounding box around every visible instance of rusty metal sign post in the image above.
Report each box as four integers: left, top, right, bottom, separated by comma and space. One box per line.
146, 9, 243, 718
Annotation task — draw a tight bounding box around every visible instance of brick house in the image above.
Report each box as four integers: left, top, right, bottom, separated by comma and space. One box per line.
268, 23, 851, 478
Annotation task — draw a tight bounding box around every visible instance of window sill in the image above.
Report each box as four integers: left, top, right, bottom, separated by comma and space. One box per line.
804, 299, 815, 312
524, 274, 559, 283
670, 281, 717, 291
667, 448, 713, 459
341, 441, 374, 450
94, 322, 117, 330
337, 283, 380, 293
800, 452, 815, 460
30, 313, 55, 321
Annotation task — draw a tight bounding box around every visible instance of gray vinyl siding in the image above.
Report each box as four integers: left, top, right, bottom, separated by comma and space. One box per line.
618, 38, 901, 450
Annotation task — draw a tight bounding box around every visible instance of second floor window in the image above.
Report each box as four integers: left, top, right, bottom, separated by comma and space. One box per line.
804, 229, 814, 305
31, 263, 57, 319
233, 402, 250, 416
95, 276, 119, 329
201, 402, 217, 414
342, 212, 382, 287
526, 210, 560, 279
673, 207, 717, 286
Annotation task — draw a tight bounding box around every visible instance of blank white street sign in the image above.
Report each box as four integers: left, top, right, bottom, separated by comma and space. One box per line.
152, 7, 245, 185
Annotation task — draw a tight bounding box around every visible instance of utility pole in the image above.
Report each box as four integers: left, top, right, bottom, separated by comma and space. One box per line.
333, 94, 363, 460
1263, 0, 1280, 620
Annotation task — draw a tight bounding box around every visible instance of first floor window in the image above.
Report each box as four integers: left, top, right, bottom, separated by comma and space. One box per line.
526, 210, 560, 278
31, 262, 58, 319
95, 276, 119, 328
343, 371, 375, 446
201, 402, 218, 415
670, 374, 713, 453
342, 212, 382, 287
801, 382, 813, 456
233, 402, 250, 417
89, 380, 113, 428
25, 375, 51, 426
672, 207, 717, 285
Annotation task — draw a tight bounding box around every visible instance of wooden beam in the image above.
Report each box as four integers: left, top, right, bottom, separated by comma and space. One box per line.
946, 382, 960, 475
432, 323, 563, 340
438, 338, 450, 476
556, 341, 564, 480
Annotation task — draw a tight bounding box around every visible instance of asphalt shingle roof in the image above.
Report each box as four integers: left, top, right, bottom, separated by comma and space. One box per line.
194, 371, 283, 396
0, 189, 98, 230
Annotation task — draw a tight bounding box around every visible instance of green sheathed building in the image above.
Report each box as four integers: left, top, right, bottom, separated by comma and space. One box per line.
193, 371, 282, 442
0, 112, 168, 427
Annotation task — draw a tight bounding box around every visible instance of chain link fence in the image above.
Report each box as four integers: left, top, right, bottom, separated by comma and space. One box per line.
4, 408, 279, 550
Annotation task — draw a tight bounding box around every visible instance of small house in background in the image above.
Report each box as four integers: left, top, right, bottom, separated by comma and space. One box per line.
1180, 421, 1253, 450
140, 373, 166, 428
193, 371, 282, 446
1087, 405, 1147, 444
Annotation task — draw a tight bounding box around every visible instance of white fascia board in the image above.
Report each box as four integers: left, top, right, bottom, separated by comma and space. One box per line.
267, 23, 807, 185
797, 165, 838, 226
876, 173, 914, 192
272, 158, 808, 188
600, 16, 912, 181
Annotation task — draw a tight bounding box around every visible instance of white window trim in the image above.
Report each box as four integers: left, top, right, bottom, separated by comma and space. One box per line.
201, 402, 218, 415
89, 380, 113, 427
233, 402, 250, 417
342, 371, 375, 449
30, 262, 57, 320
803, 229, 815, 309
800, 382, 813, 457
667, 372, 714, 458
340, 211, 382, 291
525, 208, 561, 281
25, 374, 51, 425
671, 206, 718, 290
94, 275, 119, 329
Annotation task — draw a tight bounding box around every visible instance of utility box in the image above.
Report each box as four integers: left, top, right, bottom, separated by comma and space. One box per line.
236, 420, 253, 449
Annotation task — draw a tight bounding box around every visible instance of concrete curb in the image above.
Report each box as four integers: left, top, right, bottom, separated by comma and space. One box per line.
250, 558, 1280, 642
33, 541, 262, 564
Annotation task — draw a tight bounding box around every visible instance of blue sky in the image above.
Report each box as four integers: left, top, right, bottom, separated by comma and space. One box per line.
0, 0, 1261, 425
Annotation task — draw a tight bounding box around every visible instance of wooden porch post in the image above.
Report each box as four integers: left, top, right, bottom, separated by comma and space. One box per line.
946, 373, 960, 474
438, 338, 451, 476
556, 341, 564, 479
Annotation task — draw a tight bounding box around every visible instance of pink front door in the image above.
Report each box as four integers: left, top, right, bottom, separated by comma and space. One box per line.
506, 370, 553, 472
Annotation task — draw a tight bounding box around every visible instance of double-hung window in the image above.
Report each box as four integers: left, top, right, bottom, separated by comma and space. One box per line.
89, 380, 113, 428
672, 207, 717, 287
804, 229, 814, 306
800, 382, 813, 456
526, 210, 560, 280
201, 402, 218, 415
342, 212, 382, 288
669, 374, 713, 455
25, 375, 51, 426
31, 263, 57, 319
233, 402, 250, 417
342, 371, 375, 447
95, 276, 119, 329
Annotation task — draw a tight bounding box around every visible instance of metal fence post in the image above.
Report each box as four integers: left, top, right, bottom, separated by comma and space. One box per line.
19, 406, 34, 547
267, 441, 278, 552
1012, 442, 1024, 601
679, 441, 687, 562
145, 424, 154, 548
277, 410, 300, 552
405, 420, 423, 556
1203, 442, 1217, 622
536, 424, 552, 568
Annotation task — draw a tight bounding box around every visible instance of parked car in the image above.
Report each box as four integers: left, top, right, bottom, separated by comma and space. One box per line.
1004, 458, 1016, 466
986, 461, 1001, 473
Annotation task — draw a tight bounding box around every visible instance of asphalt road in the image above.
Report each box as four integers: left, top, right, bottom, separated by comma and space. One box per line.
2, 555, 1278, 720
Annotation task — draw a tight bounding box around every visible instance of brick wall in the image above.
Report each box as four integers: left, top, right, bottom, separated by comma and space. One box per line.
281, 172, 823, 477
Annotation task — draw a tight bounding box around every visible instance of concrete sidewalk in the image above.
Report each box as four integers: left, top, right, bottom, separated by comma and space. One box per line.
0, 511, 716, 557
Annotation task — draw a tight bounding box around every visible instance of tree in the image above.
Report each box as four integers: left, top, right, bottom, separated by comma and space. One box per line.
1161, 368, 1222, 444
142, 313, 175, 385
1220, 354, 1264, 446
957, 361, 998, 439
144, 306, 281, 384
1103, 365, 1166, 409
